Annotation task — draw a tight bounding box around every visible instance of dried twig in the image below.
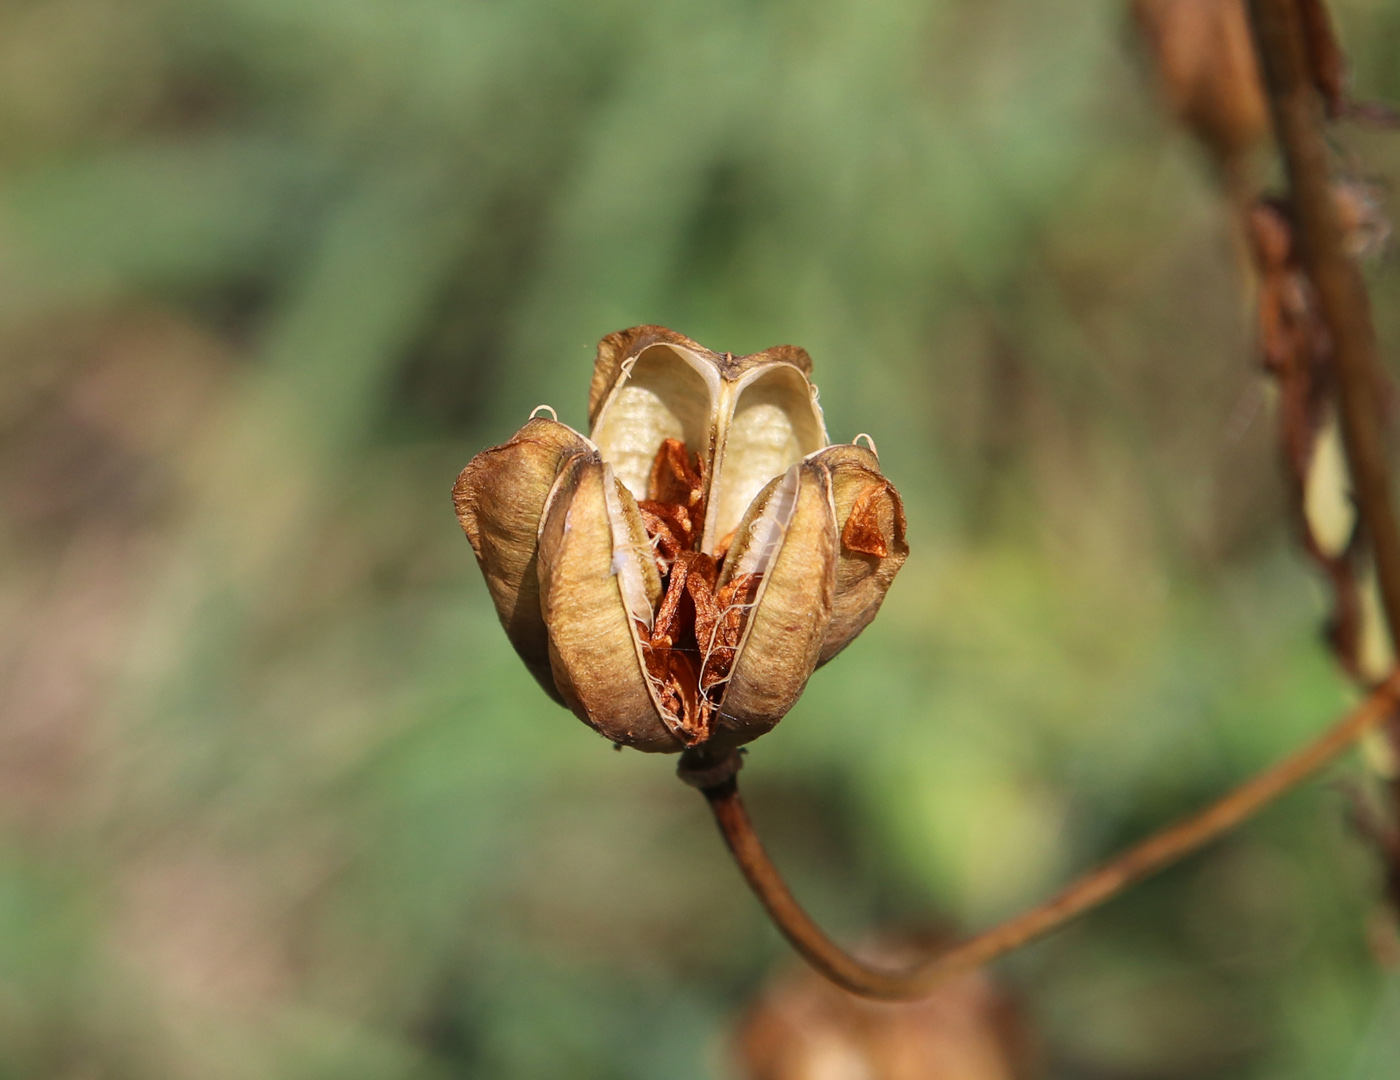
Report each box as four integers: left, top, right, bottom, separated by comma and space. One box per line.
690, 679, 1399, 1000
1249, 0, 1400, 914
1248, 0, 1400, 643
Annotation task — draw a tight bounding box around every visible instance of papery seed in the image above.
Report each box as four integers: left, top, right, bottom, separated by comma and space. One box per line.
841, 483, 892, 558
649, 437, 707, 512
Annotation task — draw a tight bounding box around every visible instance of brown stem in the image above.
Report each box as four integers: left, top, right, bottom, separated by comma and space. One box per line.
1247, 0, 1400, 647
697, 677, 1399, 1000
1249, 0, 1400, 919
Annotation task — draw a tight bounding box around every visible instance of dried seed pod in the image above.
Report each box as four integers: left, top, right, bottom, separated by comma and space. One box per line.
455, 327, 908, 753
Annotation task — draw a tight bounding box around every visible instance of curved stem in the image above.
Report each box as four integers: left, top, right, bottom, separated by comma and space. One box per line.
698, 677, 1399, 1000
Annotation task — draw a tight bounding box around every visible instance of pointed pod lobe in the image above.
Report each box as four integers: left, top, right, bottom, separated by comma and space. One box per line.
814, 444, 909, 666
715, 460, 839, 746
453, 417, 591, 702
536, 451, 679, 752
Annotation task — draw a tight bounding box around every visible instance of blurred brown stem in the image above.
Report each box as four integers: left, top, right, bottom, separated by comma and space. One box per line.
1248, 0, 1400, 647
1249, 0, 1400, 913
694, 677, 1399, 1000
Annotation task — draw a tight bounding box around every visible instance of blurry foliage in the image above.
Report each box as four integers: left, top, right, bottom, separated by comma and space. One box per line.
2, 0, 1400, 1077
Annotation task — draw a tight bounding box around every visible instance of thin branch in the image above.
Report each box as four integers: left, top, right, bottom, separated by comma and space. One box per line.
694, 677, 1399, 1001
1248, 0, 1400, 648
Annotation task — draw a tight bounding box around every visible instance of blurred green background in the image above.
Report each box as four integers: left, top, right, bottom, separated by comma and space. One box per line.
3, 0, 1400, 1076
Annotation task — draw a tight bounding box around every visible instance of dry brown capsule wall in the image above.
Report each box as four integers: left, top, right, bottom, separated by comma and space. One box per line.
454, 326, 908, 754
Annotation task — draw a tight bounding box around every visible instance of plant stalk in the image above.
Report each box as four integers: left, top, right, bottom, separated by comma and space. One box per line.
697, 678, 1399, 1000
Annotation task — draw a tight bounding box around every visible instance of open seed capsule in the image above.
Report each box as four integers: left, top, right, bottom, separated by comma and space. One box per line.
454, 326, 908, 753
